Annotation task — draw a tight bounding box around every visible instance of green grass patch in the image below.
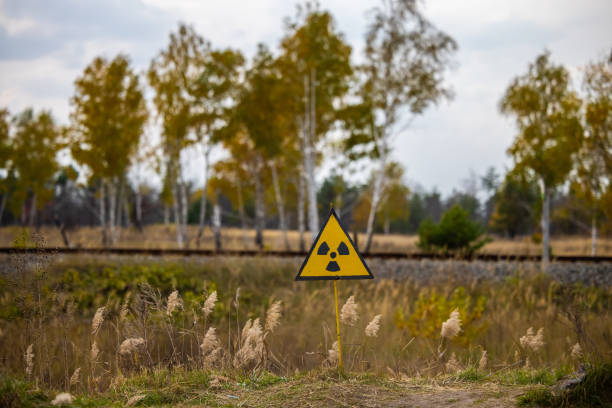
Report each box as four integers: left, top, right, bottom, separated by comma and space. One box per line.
496, 367, 568, 386
0, 375, 49, 408
517, 386, 556, 406
456, 367, 487, 382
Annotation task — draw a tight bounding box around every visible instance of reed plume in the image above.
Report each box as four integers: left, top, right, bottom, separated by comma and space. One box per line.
166, 290, 183, 315
441, 309, 462, 339
91, 307, 106, 336
119, 338, 145, 356
365, 314, 382, 337
340, 295, 359, 326
25, 343, 34, 377
202, 290, 217, 318
265, 300, 282, 333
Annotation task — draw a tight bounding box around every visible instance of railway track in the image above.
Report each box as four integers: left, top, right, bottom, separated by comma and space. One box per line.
1, 247, 611, 263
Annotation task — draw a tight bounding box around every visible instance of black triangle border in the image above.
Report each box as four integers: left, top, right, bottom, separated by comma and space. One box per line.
295, 207, 374, 281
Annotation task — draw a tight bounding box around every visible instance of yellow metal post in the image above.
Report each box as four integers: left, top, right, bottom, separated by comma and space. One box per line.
333, 279, 342, 370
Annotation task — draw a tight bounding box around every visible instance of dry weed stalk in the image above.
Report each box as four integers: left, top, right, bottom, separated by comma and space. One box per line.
234, 318, 264, 369
571, 342, 582, 359
200, 327, 222, 367
478, 349, 487, 371
69, 367, 81, 387
445, 352, 460, 373
25, 343, 34, 378
328, 341, 339, 364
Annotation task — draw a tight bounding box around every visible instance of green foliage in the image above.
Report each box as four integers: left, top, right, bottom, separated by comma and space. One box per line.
394, 286, 487, 345
517, 386, 556, 406
417, 204, 490, 254
456, 367, 487, 382
0, 375, 48, 408
500, 51, 583, 190
71, 54, 147, 182
517, 363, 612, 407
490, 171, 539, 237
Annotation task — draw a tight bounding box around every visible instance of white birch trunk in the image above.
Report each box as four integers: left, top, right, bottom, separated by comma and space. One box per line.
254, 155, 265, 250
270, 160, 290, 250
135, 187, 143, 232
197, 147, 211, 247
29, 192, 37, 228
212, 196, 221, 251
99, 182, 107, 246
108, 181, 117, 246
297, 171, 305, 252
171, 179, 183, 248
236, 179, 248, 246
591, 216, 597, 256
541, 185, 550, 266
180, 178, 188, 248
364, 150, 387, 252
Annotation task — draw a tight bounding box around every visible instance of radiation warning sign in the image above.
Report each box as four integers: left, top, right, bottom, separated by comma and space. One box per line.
295, 208, 373, 280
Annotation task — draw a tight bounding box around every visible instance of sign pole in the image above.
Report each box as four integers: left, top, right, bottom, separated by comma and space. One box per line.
333, 279, 342, 370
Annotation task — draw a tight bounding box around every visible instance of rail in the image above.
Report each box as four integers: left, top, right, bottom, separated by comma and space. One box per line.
1, 247, 611, 262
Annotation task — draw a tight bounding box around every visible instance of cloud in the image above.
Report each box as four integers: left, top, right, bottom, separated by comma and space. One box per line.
0, 0, 611, 196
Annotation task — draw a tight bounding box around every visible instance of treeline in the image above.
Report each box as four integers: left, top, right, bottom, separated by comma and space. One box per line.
0, 2, 610, 259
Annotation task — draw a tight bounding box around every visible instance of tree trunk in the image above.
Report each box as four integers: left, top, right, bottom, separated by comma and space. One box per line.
53, 213, 70, 247
254, 156, 265, 250
591, 216, 597, 256
123, 196, 131, 229
197, 148, 211, 248
212, 195, 221, 251
270, 160, 290, 250
384, 215, 390, 235
108, 181, 117, 246
99, 183, 107, 246
116, 181, 124, 242
297, 171, 305, 252
28, 192, 37, 228
180, 179, 188, 248
135, 187, 143, 232
541, 185, 550, 266
303, 74, 319, 243
163, 205, 169, 229
236, 179, 248, 246
364, 152, 387, 252
171, 179, 183, 248
0, 193, 6, 225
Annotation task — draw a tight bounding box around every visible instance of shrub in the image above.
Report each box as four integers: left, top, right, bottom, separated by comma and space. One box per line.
417, 204, 489, 254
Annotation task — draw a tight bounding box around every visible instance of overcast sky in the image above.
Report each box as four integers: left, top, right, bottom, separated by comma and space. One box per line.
1, 0, 611, 196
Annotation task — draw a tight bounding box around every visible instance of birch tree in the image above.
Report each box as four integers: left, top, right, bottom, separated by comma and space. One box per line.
500, 51, 583, 264
148, 24, 206, 248
191, 48, 244, 247
71, 54, 147, 245
352, 0, 457, 252
572, 54, 612, 255
12, 109, 61, 227
279, 4, 352, 241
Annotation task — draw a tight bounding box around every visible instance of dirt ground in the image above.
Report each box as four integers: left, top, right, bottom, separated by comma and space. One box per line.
176, 376, 530, 408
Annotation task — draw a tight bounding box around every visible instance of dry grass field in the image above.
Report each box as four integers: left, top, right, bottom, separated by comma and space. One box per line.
0, 254, 610, 406
1, 224, 611, 255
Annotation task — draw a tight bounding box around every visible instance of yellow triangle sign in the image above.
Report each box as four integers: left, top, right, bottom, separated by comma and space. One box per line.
296, 208, 373, 280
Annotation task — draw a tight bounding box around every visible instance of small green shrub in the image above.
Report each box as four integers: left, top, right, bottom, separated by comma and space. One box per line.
517, 386, 556, 406
0, 375, 48, 408
417, 205, 490, 254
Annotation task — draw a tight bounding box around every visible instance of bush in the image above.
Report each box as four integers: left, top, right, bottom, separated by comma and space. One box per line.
417, 204, 489, 255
